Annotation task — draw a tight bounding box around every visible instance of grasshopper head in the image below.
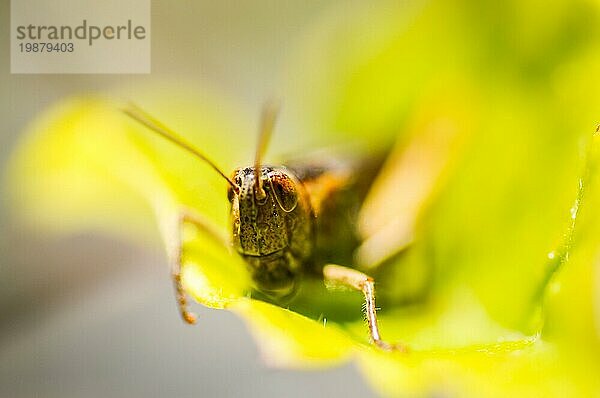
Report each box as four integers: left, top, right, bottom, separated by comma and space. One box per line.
228, 165, 311, 298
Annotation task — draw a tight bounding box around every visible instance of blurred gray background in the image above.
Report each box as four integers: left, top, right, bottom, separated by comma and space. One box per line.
0, 1, 376, 396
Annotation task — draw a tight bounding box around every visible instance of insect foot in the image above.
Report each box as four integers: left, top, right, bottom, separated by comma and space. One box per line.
374, 340, 410, 353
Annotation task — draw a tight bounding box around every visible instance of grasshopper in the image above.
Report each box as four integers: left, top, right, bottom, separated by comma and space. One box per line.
123, 102, 440, 351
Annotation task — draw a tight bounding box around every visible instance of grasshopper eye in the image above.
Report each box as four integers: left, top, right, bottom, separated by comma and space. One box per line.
270, 174, 298, 212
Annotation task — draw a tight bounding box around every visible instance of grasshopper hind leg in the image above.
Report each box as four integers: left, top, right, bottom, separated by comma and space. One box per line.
322, 264, 408, 352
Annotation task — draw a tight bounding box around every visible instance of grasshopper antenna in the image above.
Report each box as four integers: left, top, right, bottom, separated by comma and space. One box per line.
254, 100, 280, 200
122, 103, 239, 193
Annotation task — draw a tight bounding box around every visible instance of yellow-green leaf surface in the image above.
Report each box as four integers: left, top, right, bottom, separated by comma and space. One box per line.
6, 1, 600, 397
281, 0, 600, 395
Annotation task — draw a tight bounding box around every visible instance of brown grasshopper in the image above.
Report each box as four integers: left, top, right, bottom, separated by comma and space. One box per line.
123, 102, 436, 351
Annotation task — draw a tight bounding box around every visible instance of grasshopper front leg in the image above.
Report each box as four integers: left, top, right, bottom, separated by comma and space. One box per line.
323, 264, 408, 352
166, 208, 228, 325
